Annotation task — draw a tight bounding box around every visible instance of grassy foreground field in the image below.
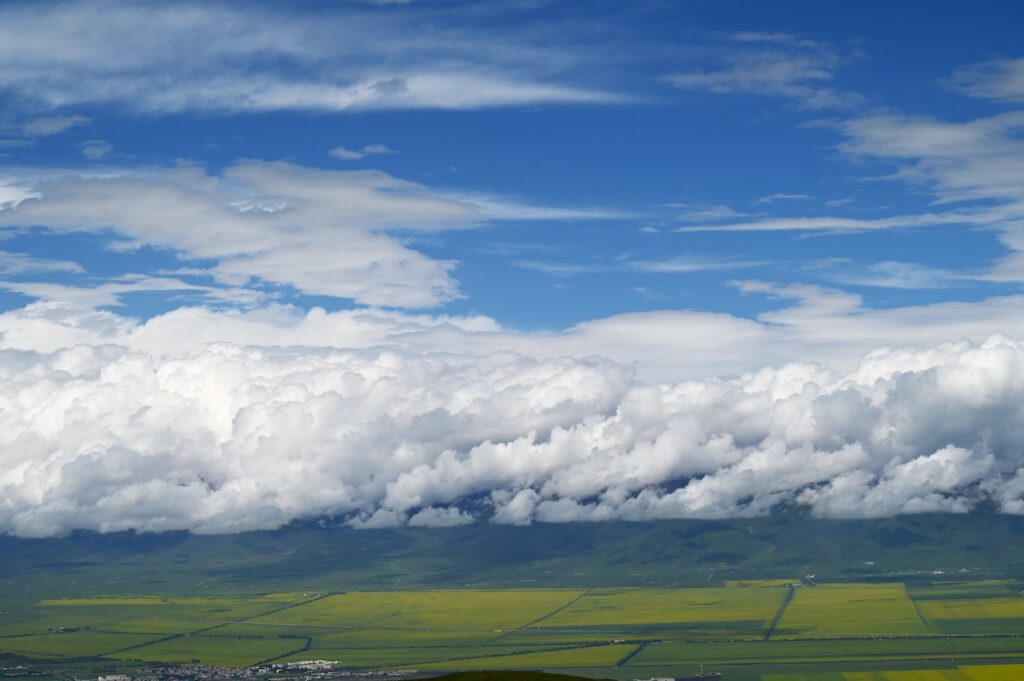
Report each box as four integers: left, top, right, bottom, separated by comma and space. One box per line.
4, 582, 1024, 679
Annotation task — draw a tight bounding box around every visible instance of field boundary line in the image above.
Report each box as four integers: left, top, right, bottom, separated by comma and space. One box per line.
378, 640, 616, 670
95, 592, 337, 657
763, 584, 795, 640
253, 636, 312, 666
96, 618, 241, 657
907, 586, 936, 634
614, 642, 645, 667
487, 588, 592, 644
240, 591, 337, 623
521, 588, 593, 630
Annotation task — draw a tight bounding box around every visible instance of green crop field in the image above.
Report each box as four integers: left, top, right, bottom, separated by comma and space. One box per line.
6, 582, 1024, 679
907, 582, 1020, 601
913, 592, 1024, 635
251, 589, 583, 630
762, 664, 1024, 680
536, 586, 785, 627
628, 637, 1024, 666
0, 630, 161, 658
767, 672, 970, 680
109, 634, 307, 667
958, 665, 1024, 680
777, 584, 929, 636
916, 597, 1024, 620
278, 644, 569, 667
409, 643, 638, 670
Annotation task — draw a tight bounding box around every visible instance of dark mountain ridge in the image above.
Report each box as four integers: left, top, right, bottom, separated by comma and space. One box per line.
2, 509, 1023, 602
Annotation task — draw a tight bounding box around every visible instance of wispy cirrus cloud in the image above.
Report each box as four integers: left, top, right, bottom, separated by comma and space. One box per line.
685, 99, 1024, 285
0, 275, 265, 308
948, 56, 1024, 103
452, 192, 634, 222
79, 139, 112, 160
673, 211, 984, 233
330, 143, 398, 160
667, 202, 749, 223
666, 32, 862, 109
807, 258, 973, 290
21, 115, 90, 137
515, 255, 761, 277
0, 115, 90, 150
755, 192, 812, 205
0, 0, 623, 115
0, 250, 83, 276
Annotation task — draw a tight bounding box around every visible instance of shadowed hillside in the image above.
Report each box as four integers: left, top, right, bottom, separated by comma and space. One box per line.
2, 509, 1024, 601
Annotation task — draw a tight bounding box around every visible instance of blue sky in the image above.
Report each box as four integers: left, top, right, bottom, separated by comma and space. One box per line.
10, 1, 1024, 534
2, 0, 1023, 336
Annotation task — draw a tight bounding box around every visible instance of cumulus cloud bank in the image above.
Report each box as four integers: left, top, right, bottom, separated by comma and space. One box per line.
4, 326, 1024, 537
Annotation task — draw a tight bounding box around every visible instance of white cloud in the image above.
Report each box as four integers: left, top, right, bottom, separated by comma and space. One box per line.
362, 144, 397, 155
0, 1, 620, 115
13, 277, 1024, 384
408, 506, 474, 527
626, 256, 761, 274
755, 192, 812, 205
705, 105, 1024, 283
674, 211, 982, 233
514, 255, 759, 277
329, 146, 368, 160
79, 139, 113, 160
514, 260, 603, 277
666, 41, 862, 110
949, 57, 1024, 103
22, 115, 89, 137
1, 265, 1024, 536
807, 258, 971, 290
329, 143, 398, 160
0, 162, 622, 308
0, 250, 83, 276
4, 321, 1024, 536
0, 162, 478, 308
453, 192, 631, 222
0, 275, 265, 309
667, 202, 749, 223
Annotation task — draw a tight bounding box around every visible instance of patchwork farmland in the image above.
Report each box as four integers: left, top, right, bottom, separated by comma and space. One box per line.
4, 582, 1024, 679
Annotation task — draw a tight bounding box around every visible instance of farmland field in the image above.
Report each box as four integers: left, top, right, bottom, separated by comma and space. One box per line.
536, 586, 785, 628
5, 582, 1024, 679
251, 589, 583, 630
777, 584, 929, 636
408, 643, 638, 670
763, 665, 1024, 680
108, 635, 307, 667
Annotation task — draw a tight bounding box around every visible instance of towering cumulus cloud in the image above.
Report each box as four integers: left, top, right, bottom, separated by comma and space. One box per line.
3, 332, 1024, 537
